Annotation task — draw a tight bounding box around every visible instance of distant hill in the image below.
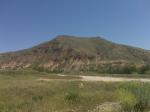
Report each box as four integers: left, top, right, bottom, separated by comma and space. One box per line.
0, 35, 150, 74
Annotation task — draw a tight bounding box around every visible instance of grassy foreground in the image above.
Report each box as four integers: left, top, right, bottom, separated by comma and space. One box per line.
0, 70, 149, 112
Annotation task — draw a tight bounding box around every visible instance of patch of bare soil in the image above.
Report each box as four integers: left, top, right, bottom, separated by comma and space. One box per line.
37, 74, 150, 83
88, 102, 122, 112
81, 76, 150, 82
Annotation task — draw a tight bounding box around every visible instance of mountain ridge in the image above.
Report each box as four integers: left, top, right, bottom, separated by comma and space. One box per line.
0, 35, 150, 74
0, 35, 149, 54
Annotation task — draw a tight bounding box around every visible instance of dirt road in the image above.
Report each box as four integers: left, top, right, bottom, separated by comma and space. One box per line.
81, 76, 150, 82
38, 74, 150, 83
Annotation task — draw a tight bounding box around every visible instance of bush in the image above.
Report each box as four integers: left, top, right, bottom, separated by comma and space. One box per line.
119, 82, 150, 112
93, 65, 137, 74
137, 65, 150, 74
31, 64, 63, 73
32, 95, 43, 102
115, 89, 137, 112
65, 91, 80, 104
32, 65, 46, 72
125, 83, 150, 112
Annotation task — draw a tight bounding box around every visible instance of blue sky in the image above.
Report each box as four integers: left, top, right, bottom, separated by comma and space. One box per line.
0, 0, 150, 53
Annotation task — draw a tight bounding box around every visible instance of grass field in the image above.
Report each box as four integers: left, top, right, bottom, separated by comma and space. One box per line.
0, 70, 149, 112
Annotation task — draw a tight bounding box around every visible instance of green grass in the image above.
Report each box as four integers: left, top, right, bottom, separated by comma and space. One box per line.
0, 70, 149, 112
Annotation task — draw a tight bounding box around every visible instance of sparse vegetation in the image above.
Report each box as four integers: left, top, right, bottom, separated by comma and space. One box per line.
86, 64, 150, 75
0, 71, 149, 112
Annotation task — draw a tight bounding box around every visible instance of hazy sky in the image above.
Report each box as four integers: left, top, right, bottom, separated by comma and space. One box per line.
0, 0, 150, 53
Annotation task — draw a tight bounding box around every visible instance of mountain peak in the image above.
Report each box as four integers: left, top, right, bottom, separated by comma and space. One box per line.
55, 35, 103, 40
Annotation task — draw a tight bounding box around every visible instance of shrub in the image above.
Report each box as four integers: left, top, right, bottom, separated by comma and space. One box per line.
32, 95, 43, 102
115, 89, 137, 112
31, 64, 63, 73
32, 65, 46, 72
64, 91, 80, 105
137, 65, 150, 74
90, 65, 137, 74
125, 83, 150, 112
119, 82, 150, 112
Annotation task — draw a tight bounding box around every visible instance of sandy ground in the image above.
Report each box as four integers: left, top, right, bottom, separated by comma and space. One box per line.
37, 74, 150, 83
81, 76, 150, 82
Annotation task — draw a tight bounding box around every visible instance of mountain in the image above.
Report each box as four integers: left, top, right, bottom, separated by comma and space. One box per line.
0, 35, 150, 74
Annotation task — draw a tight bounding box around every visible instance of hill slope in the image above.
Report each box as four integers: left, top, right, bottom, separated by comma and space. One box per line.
0, 35, 150, 73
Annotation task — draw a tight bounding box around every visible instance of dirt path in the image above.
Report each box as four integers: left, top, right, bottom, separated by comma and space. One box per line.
81, 76, 150, 82
37, 75, 150, 83
37, 78, 79, 82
